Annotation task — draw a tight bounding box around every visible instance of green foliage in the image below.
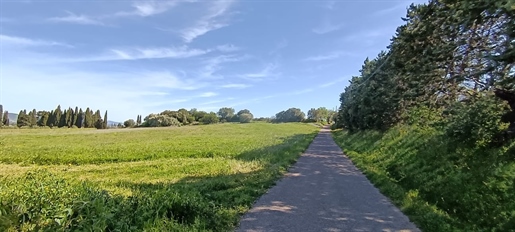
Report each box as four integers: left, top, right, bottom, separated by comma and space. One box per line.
200, 113, 219, 124
17, 110, 30, 127
274, 108, 305, 123
445, 95, 510, 148
217, 107, 235, 122
0, 123, 319, 231
333, 126, 515, 232
335, 0, 515, 140
238, 113, 253, 123
124, 119, 136, 128
142, 114, 181, 127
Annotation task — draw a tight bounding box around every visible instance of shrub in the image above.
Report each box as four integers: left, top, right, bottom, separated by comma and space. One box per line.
444, 94, 509, 148
239, 113, 253, 123
124, 119, 136, 128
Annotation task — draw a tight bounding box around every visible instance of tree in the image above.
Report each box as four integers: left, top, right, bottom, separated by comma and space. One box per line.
17, 110, 30, 127
37, 111, 50, 127
239, 113, 253, 123
142, 114, 181, 127
124, 119, 136, 128
0, 104, 3, 126
217, 107, 235, 122
84, 108, 93, 128
3, 111, 9, 126
103, 111, 108, 129
30, 109, 37, 127
201, 112, 219, 124
76, 108, 84, 128
54, 105, 62, 127
73, 106, 79, 126
59, 109, 67, 128
274, 108, 305, 122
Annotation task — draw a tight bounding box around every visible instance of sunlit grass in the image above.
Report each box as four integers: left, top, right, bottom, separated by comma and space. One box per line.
0, 123, 319, 231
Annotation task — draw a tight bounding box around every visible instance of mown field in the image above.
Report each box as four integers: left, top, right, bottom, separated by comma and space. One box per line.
0, 123, 319, 231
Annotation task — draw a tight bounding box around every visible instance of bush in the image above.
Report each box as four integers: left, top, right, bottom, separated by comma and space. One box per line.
444, 94, 509, 148
239, 113, 253, 123
143, 114, 181, 127
124, 119, 136, 128
201, 113, 219, 124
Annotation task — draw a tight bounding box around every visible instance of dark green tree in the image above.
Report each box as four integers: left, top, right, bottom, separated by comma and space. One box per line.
76, 108, 84, 128
217, 107, 235, 122
17, 110, 30, 127
103, 111, 108, 129
3, 111, 9, 126
84, 108, 93, 128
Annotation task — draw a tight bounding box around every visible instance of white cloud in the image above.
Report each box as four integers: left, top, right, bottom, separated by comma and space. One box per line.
139, 71, 205, 90
180, 0, 235, 43
303, 52, 342, 61
312, 19, 343, 34
116, 0, 183, 17
69, 46, 209, 62
199, 98, 234, 105
0, 34, 72, 47
220, 83, 251, 89
200, 92, 218, 97
216, 44, 240, 52
318, 77, 348, 88
239, 63, 280, 80
48, 11, 104, 25
198, 54, 248, 80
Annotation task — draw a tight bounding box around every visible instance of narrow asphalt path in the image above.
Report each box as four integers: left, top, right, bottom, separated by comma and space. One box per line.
236, 127, 420, 232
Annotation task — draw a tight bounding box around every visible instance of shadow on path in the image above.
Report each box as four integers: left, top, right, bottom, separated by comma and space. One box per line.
236, 128, 420, 232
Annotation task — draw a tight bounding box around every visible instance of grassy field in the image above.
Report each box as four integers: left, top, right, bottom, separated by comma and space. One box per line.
0, 123, 319, 231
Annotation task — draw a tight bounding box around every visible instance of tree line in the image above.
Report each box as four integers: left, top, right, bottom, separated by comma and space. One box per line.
123, 107, 336, 128
335, 0, 514, 146
14, 105, 109, 129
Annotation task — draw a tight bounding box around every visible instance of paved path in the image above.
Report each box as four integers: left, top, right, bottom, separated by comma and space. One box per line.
236, 127, 420, 232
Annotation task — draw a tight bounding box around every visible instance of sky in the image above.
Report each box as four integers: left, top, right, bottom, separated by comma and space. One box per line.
0, 0, 426, 122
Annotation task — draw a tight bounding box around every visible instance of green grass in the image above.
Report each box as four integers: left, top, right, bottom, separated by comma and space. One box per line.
332, 126, 515, 232
0, 123, 319, 231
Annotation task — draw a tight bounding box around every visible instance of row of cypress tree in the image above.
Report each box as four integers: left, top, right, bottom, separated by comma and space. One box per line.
16, 105, 108, 129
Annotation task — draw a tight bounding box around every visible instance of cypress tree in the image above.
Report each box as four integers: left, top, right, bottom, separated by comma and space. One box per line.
17, 110, 30, 127
66, 108, 73, 127
30, 109, 37, 127
103, 111, 108, 129
59, 109, 67, 128
73, 106, 79, 126
0, 104, 3, 127
76, 108, 84, 128
84, 108, 93, 128
3, 111, 9, 126
54, 105, 62, 127
47, 110, 54, 127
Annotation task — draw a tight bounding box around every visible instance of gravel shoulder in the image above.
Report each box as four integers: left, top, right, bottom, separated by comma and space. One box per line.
236, 128, 420, 232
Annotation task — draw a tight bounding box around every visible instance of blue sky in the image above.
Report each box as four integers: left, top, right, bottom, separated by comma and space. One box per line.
0, 0, 425, 122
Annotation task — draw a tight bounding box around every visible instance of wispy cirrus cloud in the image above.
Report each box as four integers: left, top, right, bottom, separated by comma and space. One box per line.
220, 83, 251, 89
239, 63, 280, 80
0, 34, 72, 47
116, 0, 183, 17
48, 11, 104, 25
180, 0, 236, 43
197, 54, 249, 80
199, 92, 218, 97
303, 51, 343, 61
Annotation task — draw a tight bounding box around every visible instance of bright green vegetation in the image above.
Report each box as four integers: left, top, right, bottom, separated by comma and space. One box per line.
0, 123, 319, 231
333, 126, 515, 232
332, 1, 514, 231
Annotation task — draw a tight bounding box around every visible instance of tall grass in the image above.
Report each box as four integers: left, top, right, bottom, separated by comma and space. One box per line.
333, 125, 515, 232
